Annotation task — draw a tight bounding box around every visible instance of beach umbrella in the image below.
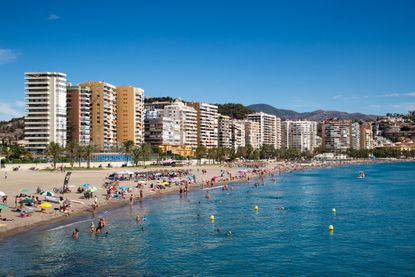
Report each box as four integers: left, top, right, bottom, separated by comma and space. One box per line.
20, 198, 34, 204
40, 203, 52, 208
119, 186, 129, 191
19, 188, 29, 193
87, 187, 98, 193
40, 191, 54, 197
82, 184, 92, 187
0, 204, 8, 209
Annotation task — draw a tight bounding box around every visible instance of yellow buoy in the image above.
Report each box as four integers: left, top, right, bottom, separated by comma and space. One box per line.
332, 208, 336, 214
254, 205, 259, 211
328, 224, 334, 231
210, 215, 215, 221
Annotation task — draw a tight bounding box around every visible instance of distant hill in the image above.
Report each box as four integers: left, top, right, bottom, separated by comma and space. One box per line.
247, 104, 378, 121
0, 117, 24, 143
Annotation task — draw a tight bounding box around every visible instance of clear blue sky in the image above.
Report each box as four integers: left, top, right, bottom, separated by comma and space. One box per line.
1, 0, 415, 120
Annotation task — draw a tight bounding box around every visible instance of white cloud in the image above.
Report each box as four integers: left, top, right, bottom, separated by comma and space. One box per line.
406, 92, 415, 96
15, 100, 25, 108
383, 93, 400, 97
0, 102, 24, 120
0, 48, 18, 64
47, 14, 60, 20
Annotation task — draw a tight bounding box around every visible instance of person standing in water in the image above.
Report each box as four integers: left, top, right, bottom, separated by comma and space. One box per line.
129, 193, 134, 205
72, 228, 79, 239
89, 222, 95, 234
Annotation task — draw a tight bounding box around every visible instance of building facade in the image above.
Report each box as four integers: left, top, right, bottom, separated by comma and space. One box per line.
144, 116, 181, 146
244, 120, 261, 149
80, 81, 117, 151
66, 85, 91, 145
360, 122, 373, 150
24, 72, 67, 153
116, 86, 144, 145
231, 119, 246, 150
187, 102, 219, 148
218, 115, 232, 148
246, 112, 281, 149
351, 122, 361, 150
322, 119, 352, 151
163, 100, 198, 148
281, 120, 318, 152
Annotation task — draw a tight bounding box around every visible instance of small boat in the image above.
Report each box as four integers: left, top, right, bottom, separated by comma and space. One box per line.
357, 171, 366, 179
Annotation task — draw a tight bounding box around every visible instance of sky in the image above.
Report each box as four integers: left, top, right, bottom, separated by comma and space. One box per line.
1, 0, 415, 120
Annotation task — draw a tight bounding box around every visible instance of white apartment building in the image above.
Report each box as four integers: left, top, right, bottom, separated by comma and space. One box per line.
24, 72, 67, 153
322, 119, 352, 150
244, 120, 261, 149
164, 99, 198, 148
231, 119, 246, 150
351, 122, 361, 150
281, 120, 318, 152
246, 112, 281, 149
218, 115, 232, 148
144, 116, 181, 146
188, 102, 219, 148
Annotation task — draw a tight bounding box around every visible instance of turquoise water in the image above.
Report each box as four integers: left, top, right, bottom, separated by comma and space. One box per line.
1, 162, 415, 276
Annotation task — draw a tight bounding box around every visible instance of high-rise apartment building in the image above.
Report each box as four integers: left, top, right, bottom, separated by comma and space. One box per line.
144, 116, 181, 146
246, 112, 281, 149
218, 115, 232, 148
24, 72, 67, 153
231, 119, 246, 150
351, 122, 361, 150
360, 122, 373, 150
164, 100, 198, 148
80, 81, 117, 151
322, 119, 352, 151
281, 120, 318, 152
244, 120, 261, 149
66, 85, 91, 145
187, 102, 219, 148
116, 86, 144, 145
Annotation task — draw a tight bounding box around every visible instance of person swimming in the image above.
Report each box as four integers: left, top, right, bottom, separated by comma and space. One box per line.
72, 228, 79, 239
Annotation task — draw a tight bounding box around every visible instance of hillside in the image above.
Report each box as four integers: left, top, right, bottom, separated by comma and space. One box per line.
248, 104, 378, 121
216, 103, 254, 119
0, 117, 24, 142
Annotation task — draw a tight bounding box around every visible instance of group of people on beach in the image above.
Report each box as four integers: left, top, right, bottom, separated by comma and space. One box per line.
72, 217, 107, 239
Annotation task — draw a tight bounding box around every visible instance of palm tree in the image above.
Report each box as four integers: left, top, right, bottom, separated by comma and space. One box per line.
122, 140, 135, 163
82, 144, 97, 169
75, 144, 84, 167
65, 141, 78, 168
195, 145, 206, 165
46, 142, 63, 170
131, 146, 141, 166
139, 143, 152, 167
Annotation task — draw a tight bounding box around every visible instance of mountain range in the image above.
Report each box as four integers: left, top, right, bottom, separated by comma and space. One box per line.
247, 104, 378, 121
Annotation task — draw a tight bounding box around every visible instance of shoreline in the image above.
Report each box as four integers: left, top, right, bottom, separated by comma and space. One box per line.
0, 158, 412, 240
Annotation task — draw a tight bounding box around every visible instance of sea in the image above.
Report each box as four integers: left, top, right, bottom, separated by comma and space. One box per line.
1, 162, 415, 276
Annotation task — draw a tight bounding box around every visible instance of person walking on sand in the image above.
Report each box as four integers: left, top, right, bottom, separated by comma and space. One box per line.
4, 172, 7, 180
94, 195, 98, 207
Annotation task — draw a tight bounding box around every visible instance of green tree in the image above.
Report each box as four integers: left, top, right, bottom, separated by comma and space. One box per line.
122, 140, 135, 163
46, 142, 63, 170
195, 145, 207, 165
65, 141, 78, 168
75, 144, 84, 167
139, 143, 152, 166
82, 144, 97, 169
